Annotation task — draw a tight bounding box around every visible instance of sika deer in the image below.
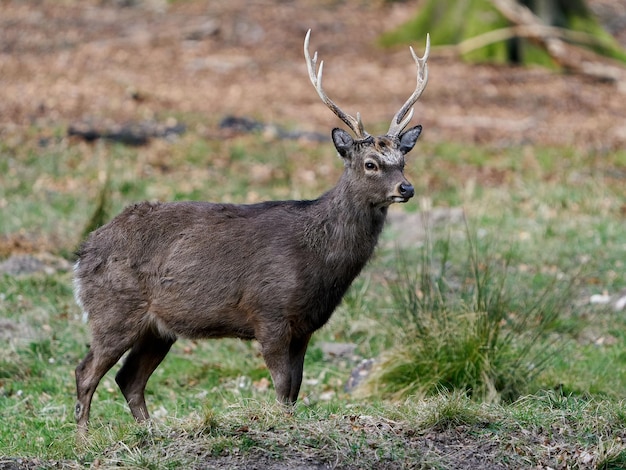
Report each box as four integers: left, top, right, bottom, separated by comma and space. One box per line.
74, 30, 430, 434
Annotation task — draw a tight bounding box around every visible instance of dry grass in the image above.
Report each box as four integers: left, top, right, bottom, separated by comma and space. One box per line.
23, 394, 620, 469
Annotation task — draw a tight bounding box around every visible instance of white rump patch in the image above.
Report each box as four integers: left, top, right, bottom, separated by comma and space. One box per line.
73, 260, 89, 323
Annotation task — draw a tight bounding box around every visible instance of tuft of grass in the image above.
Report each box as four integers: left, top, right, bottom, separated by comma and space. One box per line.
362, 216, 573, 403
80, 170, 112, 240
416, 390, 491, 431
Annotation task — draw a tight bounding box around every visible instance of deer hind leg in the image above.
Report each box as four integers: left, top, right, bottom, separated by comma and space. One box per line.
75, 341, 131, 436
75, 288, 152, 436
115, 327, 175, 421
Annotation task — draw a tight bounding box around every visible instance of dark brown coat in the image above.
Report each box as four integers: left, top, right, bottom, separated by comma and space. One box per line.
73, 127, 422, 433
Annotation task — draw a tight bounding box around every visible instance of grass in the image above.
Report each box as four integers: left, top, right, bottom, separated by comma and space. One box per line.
361, 221, 573, 403
1, 118, 625, 468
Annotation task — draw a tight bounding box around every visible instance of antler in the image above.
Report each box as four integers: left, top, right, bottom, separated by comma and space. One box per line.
387, 34, 430, 138
304, 29, 369, 139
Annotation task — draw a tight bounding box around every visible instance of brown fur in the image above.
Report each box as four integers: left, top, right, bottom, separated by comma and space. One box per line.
73, 125, 422, 434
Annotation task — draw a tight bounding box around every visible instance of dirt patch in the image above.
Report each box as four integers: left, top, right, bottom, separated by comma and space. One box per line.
0, 253, 71, 276
1, 0, 625, 151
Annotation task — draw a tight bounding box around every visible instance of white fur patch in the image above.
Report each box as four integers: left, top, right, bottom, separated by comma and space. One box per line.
73, 260, 89, 323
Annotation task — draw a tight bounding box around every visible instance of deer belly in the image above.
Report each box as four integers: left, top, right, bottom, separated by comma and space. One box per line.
149, 274, 257, 339
149, 297, 256, 340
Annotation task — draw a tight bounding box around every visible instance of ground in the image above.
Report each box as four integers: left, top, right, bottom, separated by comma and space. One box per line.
1, 0, 625, 151
1, 1, 626, 469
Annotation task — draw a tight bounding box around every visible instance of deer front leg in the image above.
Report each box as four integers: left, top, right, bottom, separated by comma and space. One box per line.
287, 334, 311, 402
261, 333, 311, 404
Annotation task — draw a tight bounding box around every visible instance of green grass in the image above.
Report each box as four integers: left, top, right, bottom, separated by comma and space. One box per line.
360, 223, 574, 403
1, 121, 625, 467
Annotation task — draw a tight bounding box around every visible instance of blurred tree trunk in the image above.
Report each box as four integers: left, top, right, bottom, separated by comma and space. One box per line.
380, 0, 626, 67
509, 0, 584, 63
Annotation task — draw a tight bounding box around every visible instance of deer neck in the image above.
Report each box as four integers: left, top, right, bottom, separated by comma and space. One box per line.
304, 176, 387, 268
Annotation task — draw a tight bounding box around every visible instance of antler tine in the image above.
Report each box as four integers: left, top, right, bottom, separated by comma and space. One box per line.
388, 33, 430, 137
304, 29, 368, 139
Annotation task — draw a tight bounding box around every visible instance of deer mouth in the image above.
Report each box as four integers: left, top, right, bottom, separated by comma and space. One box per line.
392, 196, 411, 203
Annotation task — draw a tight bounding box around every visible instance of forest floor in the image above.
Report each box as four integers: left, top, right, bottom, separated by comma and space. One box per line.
1, 0, 625, 152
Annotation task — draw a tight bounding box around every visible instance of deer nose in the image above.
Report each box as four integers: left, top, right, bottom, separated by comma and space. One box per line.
398, 182, 415, 199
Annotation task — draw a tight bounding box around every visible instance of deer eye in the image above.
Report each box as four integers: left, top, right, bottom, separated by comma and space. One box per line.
364, 161, 379, 172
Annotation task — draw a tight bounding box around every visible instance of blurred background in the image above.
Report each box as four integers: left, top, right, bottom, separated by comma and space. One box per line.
1, 0, 625, 151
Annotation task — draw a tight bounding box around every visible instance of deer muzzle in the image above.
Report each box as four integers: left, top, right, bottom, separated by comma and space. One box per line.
392, 182, 415, 203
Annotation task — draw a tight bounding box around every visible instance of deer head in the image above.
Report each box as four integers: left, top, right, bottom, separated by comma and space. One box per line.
304, 29, 430, 207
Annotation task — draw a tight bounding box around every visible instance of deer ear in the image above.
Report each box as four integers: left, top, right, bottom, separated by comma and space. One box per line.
332, 128, 354, 157
398, 125, 422, 155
